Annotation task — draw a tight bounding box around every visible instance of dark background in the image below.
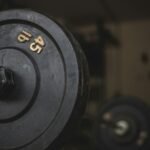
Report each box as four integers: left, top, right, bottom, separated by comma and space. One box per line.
1, 0, 150, 149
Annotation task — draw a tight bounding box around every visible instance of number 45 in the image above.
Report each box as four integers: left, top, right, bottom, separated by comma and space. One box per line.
30, 36, 45, 54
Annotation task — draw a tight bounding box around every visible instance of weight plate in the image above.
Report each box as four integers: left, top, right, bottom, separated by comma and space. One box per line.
0, 10, 89, 150
97, 96, 150, 150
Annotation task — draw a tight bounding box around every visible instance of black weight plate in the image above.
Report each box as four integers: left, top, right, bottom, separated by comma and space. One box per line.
0, 10, 89, 150
97, 96, 150, 150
